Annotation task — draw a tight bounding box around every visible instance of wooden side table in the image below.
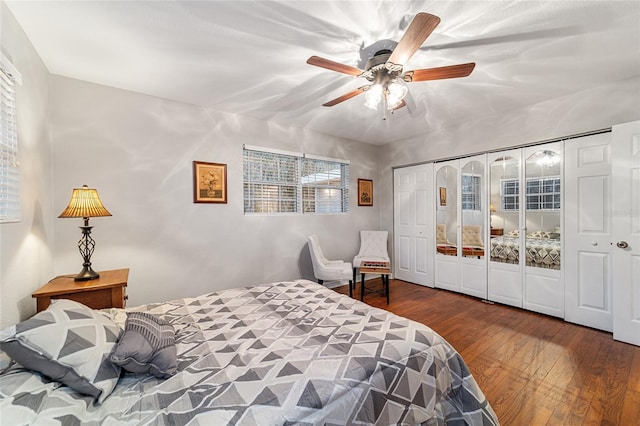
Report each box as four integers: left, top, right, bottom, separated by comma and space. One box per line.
33, 268, 129, 312
437, 246, 458, 256
462, 247, 485, 258
359, 265, 391, 305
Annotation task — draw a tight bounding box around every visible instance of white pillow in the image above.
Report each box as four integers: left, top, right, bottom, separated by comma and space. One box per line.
0, 299, 122, 403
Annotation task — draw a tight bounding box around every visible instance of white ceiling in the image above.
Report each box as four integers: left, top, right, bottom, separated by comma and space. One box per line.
5, 1, 640, 145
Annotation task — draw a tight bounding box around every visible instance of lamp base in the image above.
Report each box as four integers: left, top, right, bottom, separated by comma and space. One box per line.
74, 266, 100, 281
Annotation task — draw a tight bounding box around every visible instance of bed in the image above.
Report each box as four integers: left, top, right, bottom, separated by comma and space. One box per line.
0, 280, 498, 425
490, 231, 561, 269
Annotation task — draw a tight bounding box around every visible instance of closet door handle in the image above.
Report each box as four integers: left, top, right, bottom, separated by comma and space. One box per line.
617, 241, 629, 249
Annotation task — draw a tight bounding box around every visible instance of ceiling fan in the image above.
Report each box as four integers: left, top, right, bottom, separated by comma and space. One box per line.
307, 12, 475, 112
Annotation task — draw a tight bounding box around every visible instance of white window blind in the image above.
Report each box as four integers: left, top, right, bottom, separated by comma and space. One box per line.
500, 177, 561, 211
461, 174, 481, 211
0, 64, 20, 223
243, 148, 300, 213
526, 176, 560, 210
302, 158, 349, 214
243, 147, 349, 214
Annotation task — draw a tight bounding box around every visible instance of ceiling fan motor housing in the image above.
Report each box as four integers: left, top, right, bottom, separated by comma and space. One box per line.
363, 50, 403, 83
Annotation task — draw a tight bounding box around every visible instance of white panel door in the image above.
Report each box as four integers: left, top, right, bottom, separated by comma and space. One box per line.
612, 121, 640, 346
564, 132, 613, 331
393, 164, 434, 286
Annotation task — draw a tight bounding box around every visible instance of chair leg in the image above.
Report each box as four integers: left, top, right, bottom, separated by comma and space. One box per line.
385, 275, 390, 305
348, 280, 353, 298
352, 267, 356, 291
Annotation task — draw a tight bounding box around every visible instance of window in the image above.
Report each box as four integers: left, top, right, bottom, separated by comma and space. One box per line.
500, 176, 560, 211
461, 174, 481, 210
302, 158, 349, 213
0, 56, 21, 223
243, 146, 349, 214
243, 148, 300, 213
500, 179, 519, 211
526, 177, 561, 210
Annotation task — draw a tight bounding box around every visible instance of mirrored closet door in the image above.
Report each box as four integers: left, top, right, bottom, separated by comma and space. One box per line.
434, 155, 488, 298
460, 155, 488, 299
487, 143, 563, 316
488, 149, 523, 307
434, 160, 460, 292
522, 143, 563, 317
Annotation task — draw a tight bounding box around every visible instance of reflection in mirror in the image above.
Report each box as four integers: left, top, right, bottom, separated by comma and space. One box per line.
525, 149, 561, 270
435, 165, 458, 256
461, 160, 484, 259
489, 156, 520, 264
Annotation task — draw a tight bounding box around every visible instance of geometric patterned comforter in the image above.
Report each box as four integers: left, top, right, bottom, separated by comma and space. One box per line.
490, 236, 561, 269
0, 280, 498, 425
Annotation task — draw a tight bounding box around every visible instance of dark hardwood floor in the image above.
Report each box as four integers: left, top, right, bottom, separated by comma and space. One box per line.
334, 279, 640, 425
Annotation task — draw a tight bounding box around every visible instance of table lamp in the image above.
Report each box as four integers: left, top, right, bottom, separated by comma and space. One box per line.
58, 185, 112, 281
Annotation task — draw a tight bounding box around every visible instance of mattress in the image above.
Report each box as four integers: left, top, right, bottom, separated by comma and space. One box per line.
0, 280, 498, 425
490, 236, 561, 269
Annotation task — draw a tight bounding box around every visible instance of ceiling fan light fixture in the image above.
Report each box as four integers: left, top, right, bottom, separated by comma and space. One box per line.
386, 79, 408, 110
364, 84, 383, 110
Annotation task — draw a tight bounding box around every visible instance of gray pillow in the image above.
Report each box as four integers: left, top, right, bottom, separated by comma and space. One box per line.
110, 312, 177, 378
0, 299, 122, 403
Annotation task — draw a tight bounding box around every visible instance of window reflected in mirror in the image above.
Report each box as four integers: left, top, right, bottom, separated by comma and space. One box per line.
525, 149, 561, 270
489, 156, 520, 264
435, 165, 458, 256
461, 160, 484, 259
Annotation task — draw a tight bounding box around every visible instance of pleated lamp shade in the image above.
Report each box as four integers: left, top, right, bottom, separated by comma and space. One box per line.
58, 185, 112, 218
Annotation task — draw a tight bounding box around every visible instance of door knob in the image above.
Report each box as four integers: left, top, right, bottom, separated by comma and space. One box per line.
617, 241, 629, 249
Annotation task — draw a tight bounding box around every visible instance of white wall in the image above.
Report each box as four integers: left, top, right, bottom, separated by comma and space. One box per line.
51, 76, 380, 307
0, 2, 54, 328
378, 76, 640, 258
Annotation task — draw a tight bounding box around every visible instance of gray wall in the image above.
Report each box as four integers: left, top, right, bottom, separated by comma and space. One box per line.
50, 76, 380, 308
0, 2, 54, 328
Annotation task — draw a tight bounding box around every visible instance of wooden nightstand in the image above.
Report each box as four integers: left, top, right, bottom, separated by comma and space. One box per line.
33, 268, 129, 312
490, 228, 504, 236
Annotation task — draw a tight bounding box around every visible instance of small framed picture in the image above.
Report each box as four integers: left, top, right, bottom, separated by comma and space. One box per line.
439, 187, 447, 206
193, 161, 227, 203
358, 179, 373, 206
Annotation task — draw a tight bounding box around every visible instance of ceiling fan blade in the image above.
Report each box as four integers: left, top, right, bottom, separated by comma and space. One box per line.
387, 13, 441, 67
404, 63, 476, 82
307, 56, 364, 76
322, 87, 367, 107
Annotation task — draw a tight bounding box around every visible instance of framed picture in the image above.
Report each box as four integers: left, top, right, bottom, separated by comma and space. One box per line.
193, 161, 227, 203
439, 187, 447, 206
358, 179, 373, 206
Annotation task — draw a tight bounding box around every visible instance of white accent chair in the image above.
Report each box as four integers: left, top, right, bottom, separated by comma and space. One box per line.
462, 225, 485, 257
307, 235, 354, 296
352, 230, 390, 286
